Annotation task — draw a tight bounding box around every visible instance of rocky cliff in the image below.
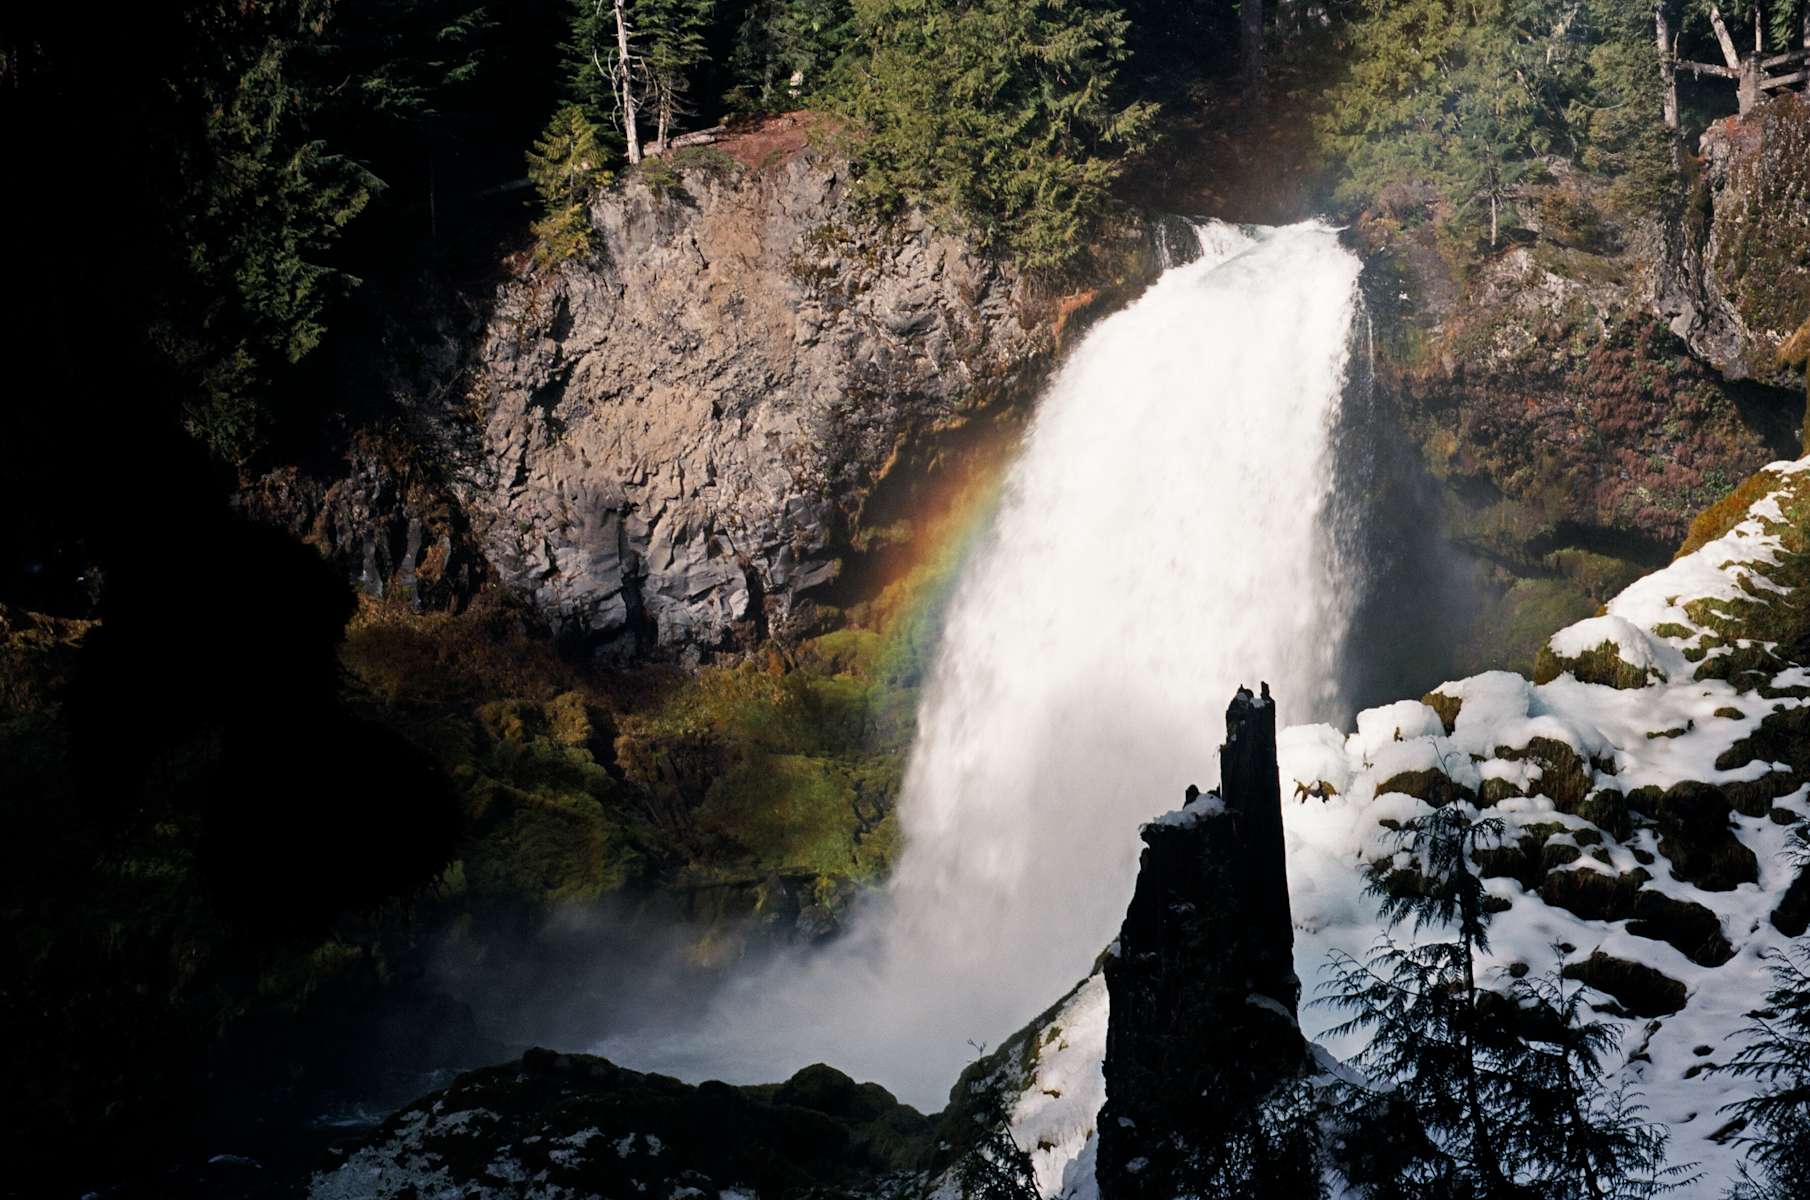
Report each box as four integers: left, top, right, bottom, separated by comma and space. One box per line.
1655, 94, 1810, 394
248, 116, 1162, 662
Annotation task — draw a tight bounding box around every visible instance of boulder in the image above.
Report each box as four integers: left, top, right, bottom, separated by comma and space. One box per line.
1561, 951, 1688, 1018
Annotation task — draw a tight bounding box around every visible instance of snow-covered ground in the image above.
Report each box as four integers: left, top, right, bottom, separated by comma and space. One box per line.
994, 457, 1810, 1198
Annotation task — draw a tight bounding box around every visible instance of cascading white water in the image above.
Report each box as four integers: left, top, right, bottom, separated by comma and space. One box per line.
593, 221, 1365, 1110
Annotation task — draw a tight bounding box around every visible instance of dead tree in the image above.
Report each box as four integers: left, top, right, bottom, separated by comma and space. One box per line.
1671, 3, 1810, 117
597, 0, 643, 165
1656, 4, 1680, 131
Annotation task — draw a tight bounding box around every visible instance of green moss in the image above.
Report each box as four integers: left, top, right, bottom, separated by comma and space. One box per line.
1674, 465, 1810, 693
798, 629, 887, 677
697, 753, 896, 883
1576, 790, 1632, 842
1544, 548, 1645, 603
1465, 578, 1598, 675
1494, 737, 1596, 812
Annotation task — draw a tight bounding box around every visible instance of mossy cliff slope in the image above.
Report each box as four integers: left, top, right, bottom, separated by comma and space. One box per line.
1357, 95, 1809, 675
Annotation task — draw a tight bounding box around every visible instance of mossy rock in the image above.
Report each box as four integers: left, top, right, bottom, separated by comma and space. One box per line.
1533, 639, 1662, 690
1465, 579, 1599, 676
1675, 466, 1792, 557
1627, 891, 1733, 967
696, 753, 897, 883
1539, 866, 1646, 922
1576, 790, 1633, 842
1562, 951, 1687, 1017
1376, 768, 1476, 807
1717, 704, 1810, 779
460, 779, 639, 904
1540, 841, 1583, 870
1674, 465, 1810, 692
1721, 769, 1802, 818
1655, 781, 1758, 892
1495, 736, 1596, 812
1479, 776, 1525, 805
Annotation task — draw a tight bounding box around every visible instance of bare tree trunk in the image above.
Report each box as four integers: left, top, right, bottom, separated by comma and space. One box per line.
1709, 4, 1743, 69
1490, 191, 1499, 250
1242, 0, 1264, 89
1656, 5, 1679, 131
614, 0, 642, 165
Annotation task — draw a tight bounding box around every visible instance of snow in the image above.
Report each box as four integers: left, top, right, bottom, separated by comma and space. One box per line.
985, 456, 1810, 1196
1348, 700, 1447, 759
1145, 790, 1225, 829
1007, 973, 1109, 1198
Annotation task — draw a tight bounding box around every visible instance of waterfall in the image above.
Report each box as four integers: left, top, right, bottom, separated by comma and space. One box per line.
592, 221, 1366, 1110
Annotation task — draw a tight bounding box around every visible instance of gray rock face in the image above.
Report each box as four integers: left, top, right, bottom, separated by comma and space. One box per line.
462, 144, 1045, 657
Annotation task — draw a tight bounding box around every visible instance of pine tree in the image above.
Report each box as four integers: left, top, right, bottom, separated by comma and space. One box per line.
1719, 831, 1810, 1199
954, 1086, 1040, 1200
560, 0, 621, 128
527, 103, 611, 264
1499, 968, 1690, 1197
640, 0, 713, 152
1318, 0, 1625, 250
1322, 802, 1682, 1197
844, 0, 1156, 270
727, 0, 854, 111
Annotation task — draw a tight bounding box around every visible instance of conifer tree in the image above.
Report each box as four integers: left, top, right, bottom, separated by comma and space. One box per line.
1720, 830, 1810, 1199
954, 1085, 1040, 1200
727, 0, 854, 111
527, 102, 610, 264
1500, 968, 1688, 1197
844, 0, 1156, 270
640, 0, 713, 152
1322, 802, 1681, 1198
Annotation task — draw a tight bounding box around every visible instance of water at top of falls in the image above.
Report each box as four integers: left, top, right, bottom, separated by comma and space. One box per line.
589, 220, 1366, 1110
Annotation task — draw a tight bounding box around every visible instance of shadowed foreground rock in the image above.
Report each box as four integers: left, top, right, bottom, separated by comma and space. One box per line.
1097, 684, 1315, 1200
309, 1050, 933, 1200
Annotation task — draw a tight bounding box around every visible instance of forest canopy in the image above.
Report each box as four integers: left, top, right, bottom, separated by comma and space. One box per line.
2, 0, 1794, 474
